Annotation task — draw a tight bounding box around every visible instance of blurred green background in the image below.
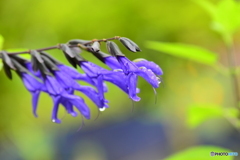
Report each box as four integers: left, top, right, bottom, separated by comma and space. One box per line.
0, 0, 240, 160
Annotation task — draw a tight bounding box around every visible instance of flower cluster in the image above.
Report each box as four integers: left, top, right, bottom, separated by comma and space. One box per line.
0, 37, 163, 123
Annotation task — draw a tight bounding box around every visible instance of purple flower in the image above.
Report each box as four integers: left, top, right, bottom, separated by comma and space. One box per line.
79, 61, 142, 101
133, 58, 163, 76
103, 56, 163, 76
25, 62, 91, 123
100, 56, 162, 101
58, 64, 108, 92
44, 76, 91, 123
115, 56, 160, 88
54, 68, 108, 109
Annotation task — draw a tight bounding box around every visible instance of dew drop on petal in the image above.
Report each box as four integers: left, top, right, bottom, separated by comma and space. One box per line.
99, 107, 106, 112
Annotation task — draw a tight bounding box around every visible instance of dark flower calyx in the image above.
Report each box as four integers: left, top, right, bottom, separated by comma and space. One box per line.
59, 44, 75, 58
63, 48, 86, 68
30, 50, 52, 76
40, 52, 61, 65
11, 58, 29, 73
91, 41, 100, 52
119, 37, 141, 52
0, 51, 15, 69
106, 41, 125, 57
68, 39, 91, 45
41, 55, 59, 71
90, 51, 110, 63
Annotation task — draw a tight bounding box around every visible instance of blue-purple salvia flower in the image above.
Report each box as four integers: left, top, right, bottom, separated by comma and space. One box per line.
1, 36, 163, 125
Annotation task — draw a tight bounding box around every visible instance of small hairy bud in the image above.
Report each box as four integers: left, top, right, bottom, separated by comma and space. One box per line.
91, 41, 100, 52
119, 37, 141, 52
106, 41, 125, 57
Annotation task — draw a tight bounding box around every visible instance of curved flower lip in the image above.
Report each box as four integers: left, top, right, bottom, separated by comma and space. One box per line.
133, 59, 163, 76
104, 56, 163, 76
103, 56, 160, 89
127, 73, 141, 101
114, 56, 160, 88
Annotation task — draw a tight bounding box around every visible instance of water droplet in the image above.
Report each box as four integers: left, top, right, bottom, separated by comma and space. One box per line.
99, 107, 106, 112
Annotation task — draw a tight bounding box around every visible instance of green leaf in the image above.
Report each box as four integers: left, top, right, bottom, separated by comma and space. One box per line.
194, 0, 240, 45
193, 0, 217, 19
214, 0, 240, 35
146, 41, 218, 65
187, 104, 223, 128
164, 146, 233, 160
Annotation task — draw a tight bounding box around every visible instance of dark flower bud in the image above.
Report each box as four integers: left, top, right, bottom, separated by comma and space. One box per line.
30, 50, 43, 71
0, 51, 15, 69
91, 42, 100, 52
41, 55, 59, 71
106, 41, 125, 57
59, 44, 75, 58
68, 39, 91, 46
0, 51, 15, 80
119, 37, 141, 52
90, 51, 110, 63
64, 54, 78, 68
30, 50, 44, 63
11, 58, 29, 73
69, 47, 86, 62
10, 55, 28, 65
62, 47, 85, 68
40, 52, 61, 65
3, 63, 12, 80
30, 50, 52, 76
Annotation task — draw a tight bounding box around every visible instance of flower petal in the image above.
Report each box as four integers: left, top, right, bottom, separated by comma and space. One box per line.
61, 101, 78, 117
135, 67, 160, 88
62, 93, 91, 119
134, 59, 163, 76
127, 73, 140, 101
103, 56, 120, 70
31, 91, 40, 117
22, 73, 43, 92
74, 85, 106, 108
51, 96, 61, 123
45, 76, 63, 95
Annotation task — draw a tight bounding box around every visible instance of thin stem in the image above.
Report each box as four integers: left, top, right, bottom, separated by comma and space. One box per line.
5, 36, 120, 55
226, 43, 240, 118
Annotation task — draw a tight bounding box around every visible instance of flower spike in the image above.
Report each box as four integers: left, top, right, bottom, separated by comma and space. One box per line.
0, 36, 163, 125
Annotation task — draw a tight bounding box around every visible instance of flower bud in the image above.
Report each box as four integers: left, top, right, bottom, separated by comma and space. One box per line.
91, 41, 100, 52
106, 41, 125, 57
119, 37, 141, 52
